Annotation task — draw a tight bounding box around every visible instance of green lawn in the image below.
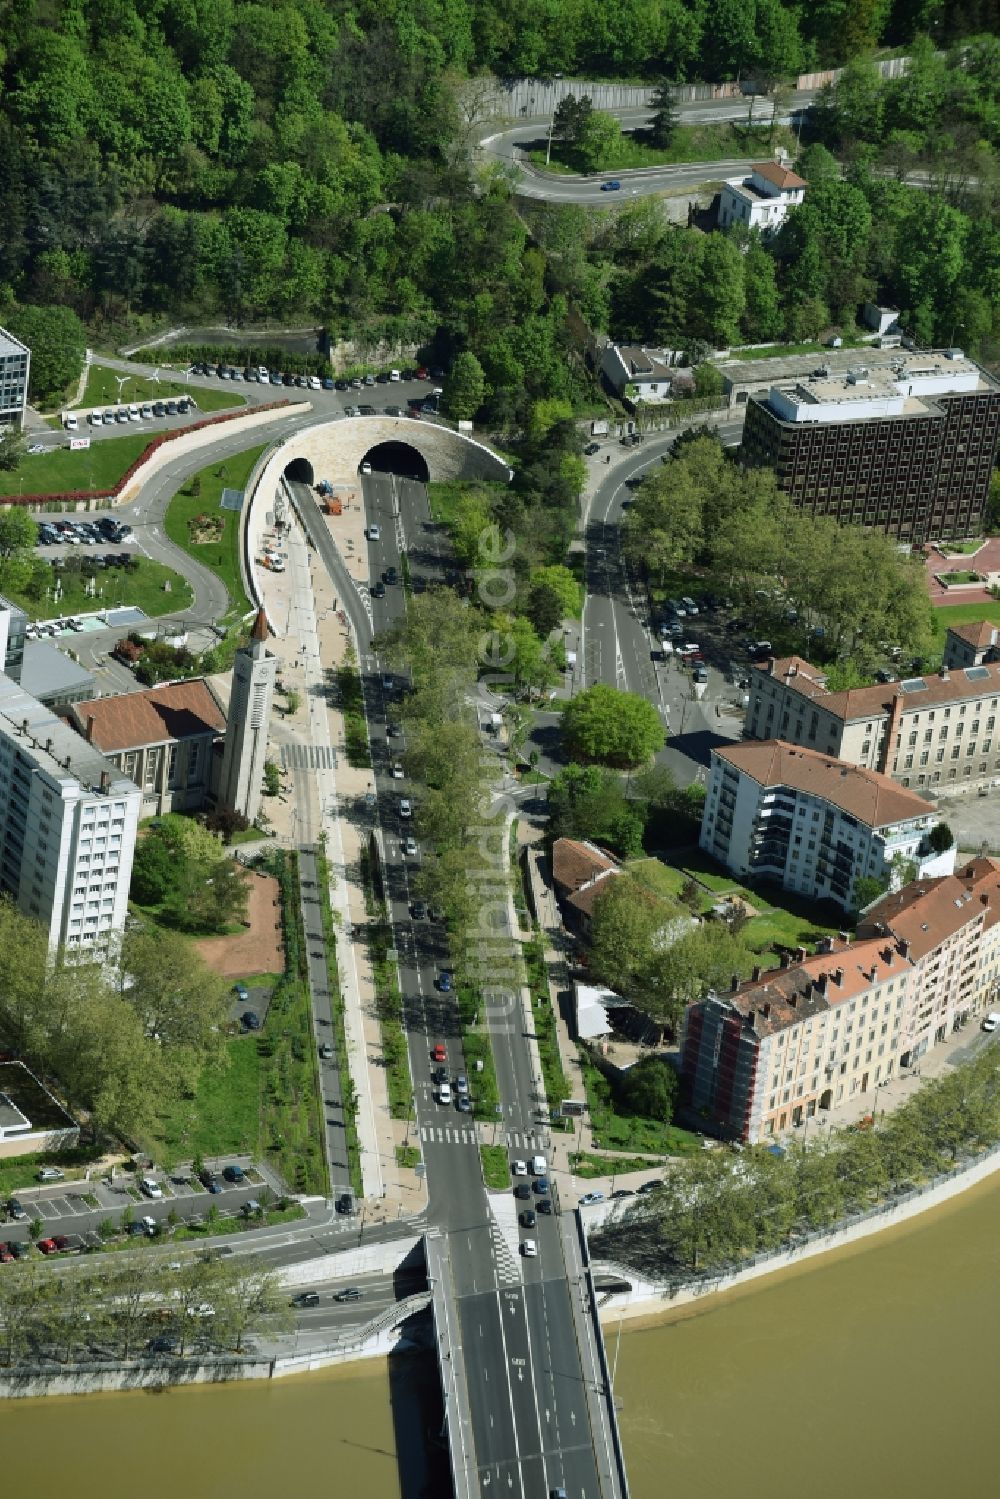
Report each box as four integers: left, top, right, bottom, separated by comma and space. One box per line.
6, 556, 193, 621
81, 366, 243, 413
938, 570, 984, 586
151, 1033, 262, 1164
396, 1143, 421, 1170
578, 1050, 701, 1156
931, 600, 1000, 643
532, 120, 797, 174
570, 1150, 672, 1179
626, 856, 713, 912
939, 540, 984, 556
480, 1145, 511, 1190
523, 932, 572, 1132
163, 444, 267, 615
2, 433, 153, 498
0, 1144, 105, 1200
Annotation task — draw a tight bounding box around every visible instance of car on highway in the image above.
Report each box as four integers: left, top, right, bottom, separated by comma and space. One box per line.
431, 1043, 447, 1062
403, 836, 418, 857
432, 1065, 448, 1084
360, 461, 372, 475
381, 673, 394, 692
383, 566, 398, 585
455, 1074, 469, 1097
514, 1182, 532, 1200
410, 899, 427, 920
533, 1177, 550, 1195
292, 1291, 320, 1308
319, 1043, 334, 1060
512, 1159, 528, 1176
390, 761, 404, 778
371, 579, 386, 597
693, 665, 709, 684
334, 1287, 362, 1302
436, 1082, 453, 1105
456, 1095, 473, 1112
336, 1193, 354, 1215
579, 1190, 604, 1206
368, 523, 381, 541
36, 1167, 64, 1182
399, 797, 412, 819
600, 180, 621, 191
436, 970, 452, 992
520, 1210, 536, 1228
521, 1238, 538, 1256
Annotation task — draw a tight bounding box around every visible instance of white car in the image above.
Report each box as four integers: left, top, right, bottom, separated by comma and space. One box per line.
140, 1215, 158, 1235
368, 523, 380, 541
389, 369, 401, 382
521, 1239, 537, 1257
37, 1166, 64, 1182
89, 410, 103, 426
360, 461, 372, 475
403, 836, 418, 857
681, 596, 699, 615
63, 414, 78, 430
436, 1083, 452, 1105
512, 1159, 528, 1176
257, 366, 269, 380
982, 1012, 1000, 1032
399, 798, 412, 819
128, 404, 141, 421
391, 762, 404, 779
141, 1178, 163, 1199
580, 1190, 605, 1206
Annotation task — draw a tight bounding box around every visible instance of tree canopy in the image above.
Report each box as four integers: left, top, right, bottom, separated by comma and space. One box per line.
561, 685, 665, 768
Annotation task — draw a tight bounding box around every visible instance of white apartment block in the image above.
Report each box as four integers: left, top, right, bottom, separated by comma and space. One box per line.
701, 741, 953, 910
717, 160, 806, 234
745, 651, 1000, 793
0, 677, 140, 953
683, 856, 1000, 1140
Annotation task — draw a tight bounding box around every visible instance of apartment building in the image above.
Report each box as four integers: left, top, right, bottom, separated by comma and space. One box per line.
717, 160, 806, 233
682, 857, 1000, 1141
682, 934, 912, 1140
0, 326, 30, 429
700, 741, 953, 911
0, 676, 140, 953
745, 651, 1000, 793
942, 619, 1000, 671
738, 350, 1000, 542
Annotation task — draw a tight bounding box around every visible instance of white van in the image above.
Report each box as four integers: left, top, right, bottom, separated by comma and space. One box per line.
389, 369, 401, 382
63, 413, 78, 431
88, 410, 103, 426
531, 1154, 547, 1176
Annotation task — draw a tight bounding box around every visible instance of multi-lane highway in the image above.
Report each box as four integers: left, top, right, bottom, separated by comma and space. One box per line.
292, 464, 620, 1497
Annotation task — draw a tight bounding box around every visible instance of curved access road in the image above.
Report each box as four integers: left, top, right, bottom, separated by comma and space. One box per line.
477, 92, 816, 204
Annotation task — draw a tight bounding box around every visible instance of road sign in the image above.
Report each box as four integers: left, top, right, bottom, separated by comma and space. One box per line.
560, 1099, 586, 1117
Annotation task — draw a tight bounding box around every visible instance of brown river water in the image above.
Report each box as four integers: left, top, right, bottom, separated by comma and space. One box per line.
4, 1174, 999, 1498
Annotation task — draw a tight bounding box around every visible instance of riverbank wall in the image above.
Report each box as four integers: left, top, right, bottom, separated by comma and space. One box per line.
592, 1138, 1000, 1325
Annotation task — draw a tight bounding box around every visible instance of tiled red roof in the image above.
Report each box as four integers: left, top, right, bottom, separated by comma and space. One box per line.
70, 680, 225, 753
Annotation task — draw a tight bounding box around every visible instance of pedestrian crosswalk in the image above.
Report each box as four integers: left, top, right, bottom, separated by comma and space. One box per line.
420, 1124, 478, 1145
418, 1124, 546, 1149
282, 743, 337, 770
489, 1210, 522, 1285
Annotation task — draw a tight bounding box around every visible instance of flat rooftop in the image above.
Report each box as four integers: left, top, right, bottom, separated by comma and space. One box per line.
0, 673, 136, 798
721, 345, 1000, 395
0, 325, 28, 359
0, 1060, 77, 1133
20, 641, 95, 702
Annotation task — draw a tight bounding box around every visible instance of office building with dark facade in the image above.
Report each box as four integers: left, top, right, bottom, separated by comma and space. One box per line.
739, 351, 1000, 543
0, 326, 30, 429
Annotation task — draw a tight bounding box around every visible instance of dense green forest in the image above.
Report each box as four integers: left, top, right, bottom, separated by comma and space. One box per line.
0, 1, 998, 415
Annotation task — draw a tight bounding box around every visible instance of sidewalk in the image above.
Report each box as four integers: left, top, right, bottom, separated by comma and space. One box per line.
253, 502, 427, 1222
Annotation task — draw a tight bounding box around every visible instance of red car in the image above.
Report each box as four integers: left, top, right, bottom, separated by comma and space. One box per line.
431, 1043, 447, 1063
52, 1235, 70, 1252
0, 1242, 13, 1263
416, 367, 429, 380
37, 1238, 57, 1255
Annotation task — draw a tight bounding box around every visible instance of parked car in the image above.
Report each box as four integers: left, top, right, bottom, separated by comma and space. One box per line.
579, 1190, 605, 1206
233, 983, 250, 1002
223, 1164, 246, 1184
436, 1082, 453, 1105
521, 1238, 538, 1256
241, 1010, 261, 1031
431, 1043, 448, 1062
140, 1177, 163, 1199
36, 1167, 64, 1182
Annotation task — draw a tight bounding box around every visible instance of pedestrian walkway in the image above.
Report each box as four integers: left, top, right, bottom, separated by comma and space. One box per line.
253, 506, 428, 1222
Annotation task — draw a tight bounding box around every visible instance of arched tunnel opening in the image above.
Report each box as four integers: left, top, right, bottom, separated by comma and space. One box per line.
361, 442, 430, 483
284, 456, 315, 485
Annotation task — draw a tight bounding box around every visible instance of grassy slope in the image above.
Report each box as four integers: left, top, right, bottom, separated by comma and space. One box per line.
6, 557, 193, 621
81, 367, 243, 412
163, 443, 267, 615
1, 433, 153, 498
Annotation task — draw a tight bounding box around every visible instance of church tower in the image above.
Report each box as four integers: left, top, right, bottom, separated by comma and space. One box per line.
218, 608, 276, 824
